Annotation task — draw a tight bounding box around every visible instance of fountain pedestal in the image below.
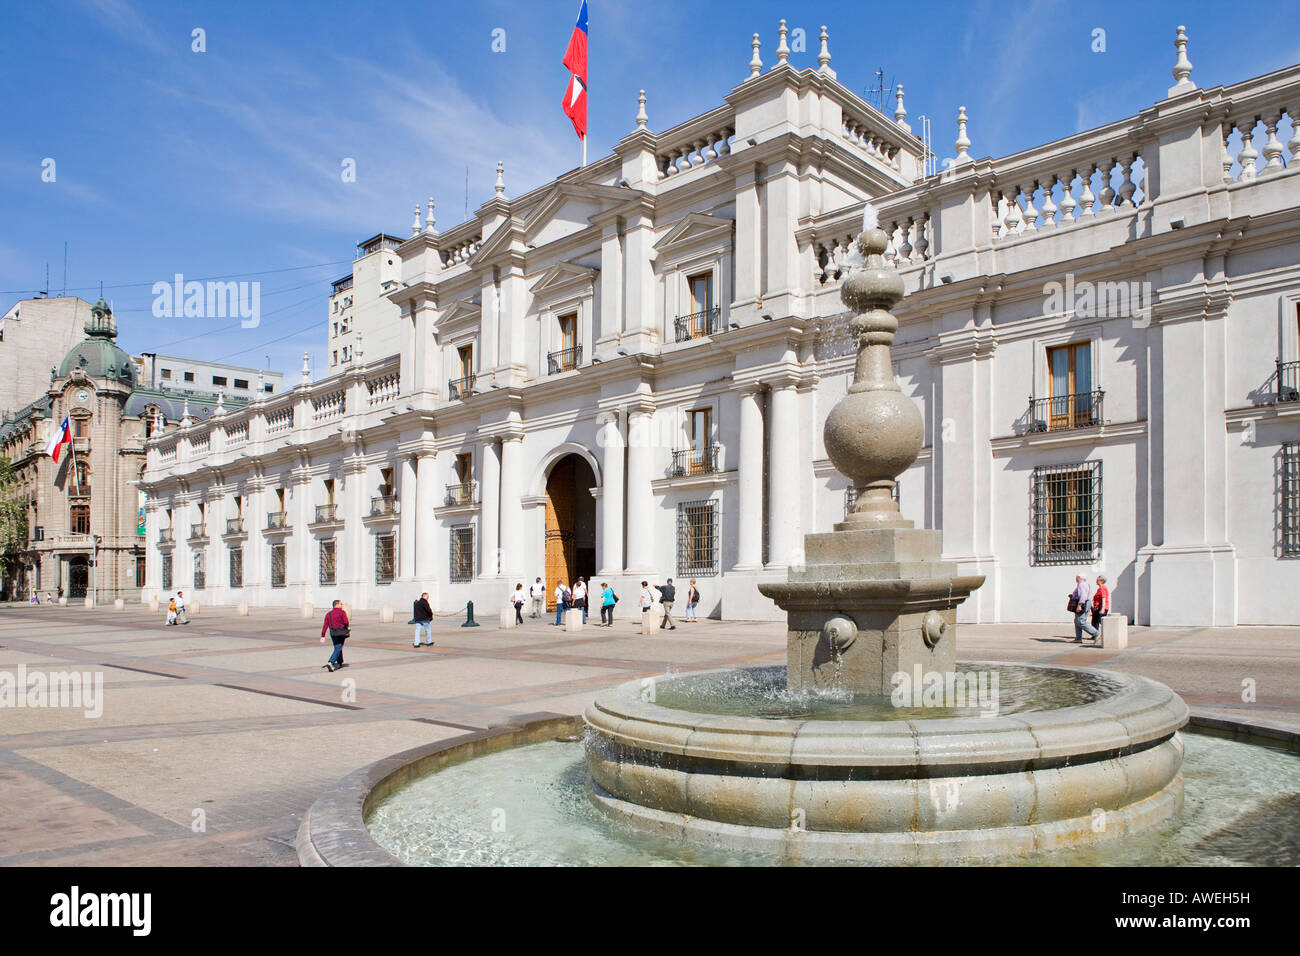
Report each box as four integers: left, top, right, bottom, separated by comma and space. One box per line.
761, 526, 983, 695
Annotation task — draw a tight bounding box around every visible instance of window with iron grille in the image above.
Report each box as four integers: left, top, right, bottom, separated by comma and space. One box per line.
320, 539, 337, 585
270, 543, 286, 588
677, 500, 719, 576
844, 483, 899, 519
375, 533, 395, 583
1032, 460, 1102, 564
193, 552, 205, 590
1284, 442, 1300, 556
449, 526, 474, 582
161, 553, 173, 592
229, 546, 243, 588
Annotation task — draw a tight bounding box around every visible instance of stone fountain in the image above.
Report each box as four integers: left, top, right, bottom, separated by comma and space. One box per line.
583, 217, 1188, 861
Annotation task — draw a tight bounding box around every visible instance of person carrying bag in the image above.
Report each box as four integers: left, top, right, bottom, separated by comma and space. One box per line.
320, 600, 350, 671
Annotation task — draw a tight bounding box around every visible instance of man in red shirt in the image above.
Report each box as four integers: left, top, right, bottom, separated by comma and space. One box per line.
320, 600, 350, 671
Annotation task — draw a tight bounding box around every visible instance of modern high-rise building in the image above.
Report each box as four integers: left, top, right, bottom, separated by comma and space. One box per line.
140, 25, 1299, 626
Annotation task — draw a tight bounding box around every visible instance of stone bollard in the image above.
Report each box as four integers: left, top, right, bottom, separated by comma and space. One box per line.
83, 597, 94, 607
340, 602, 353, 618
114, 599, 125, 610
236, 601, 250, 616
379, 603, 394, 623
301, 602, 314, 619
1101, 614, 1128, 649
189, 600, 200, 617
641, 606, 663, 635
58, 597, 67, 606
499, 609, 517, 629
564, 608, 584, 632
149, 599, 159, 612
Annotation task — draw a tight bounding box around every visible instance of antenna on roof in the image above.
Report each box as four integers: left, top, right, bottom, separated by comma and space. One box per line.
465, 166, 469, 221
866, 66, 895, 114
62, 242, 68, 297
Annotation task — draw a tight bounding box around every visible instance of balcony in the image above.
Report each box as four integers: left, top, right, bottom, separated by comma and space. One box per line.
670, 445, 721, 477
158, 528, 174, 545
448, 374, 476, 401
67, 484, 91, 498
1027, 391, 1104, 432
189, 523, 208, 541
1278, 360, 1299, 403
547, 345, 582, 375
370, 495, 398, 516
445, 480, 478, 506
673, 307, 723, 343
225, 517, 245, 535
313, 504, 338, 524
266, 510, 290, 531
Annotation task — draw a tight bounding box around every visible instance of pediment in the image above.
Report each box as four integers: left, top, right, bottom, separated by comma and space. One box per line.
529, 262, 598, 299
521, 182, 637, 245
472, 219, 524, 263
439, 298, 481, 324
654, 213, 735, 253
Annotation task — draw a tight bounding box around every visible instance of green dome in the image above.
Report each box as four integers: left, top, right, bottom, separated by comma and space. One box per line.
58, 337, 136, 384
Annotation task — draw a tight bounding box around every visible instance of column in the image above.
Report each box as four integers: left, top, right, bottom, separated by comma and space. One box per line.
763, 159, 802, 318
498, 435, 524, 576
625, 409, 655, 572
732, 166, 761, 321
399, 455, 417, 579
597, 411, 625, 574
735, 387, 764, 569
293, 473, 312, 593
246, 483, 265, 601
341, 460, 366, 600
414, 450, 437, 581
479, 440, 501, 577
766, 381, 800, 567
597, 224, 623, 351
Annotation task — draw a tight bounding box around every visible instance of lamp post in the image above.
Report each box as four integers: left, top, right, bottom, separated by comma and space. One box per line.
92, 534, 101, 607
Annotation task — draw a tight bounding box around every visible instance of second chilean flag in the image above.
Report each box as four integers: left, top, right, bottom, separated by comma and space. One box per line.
561, 1, 588, 140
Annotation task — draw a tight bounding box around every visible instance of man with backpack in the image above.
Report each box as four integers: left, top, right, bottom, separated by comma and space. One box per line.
655, 578, 677, 630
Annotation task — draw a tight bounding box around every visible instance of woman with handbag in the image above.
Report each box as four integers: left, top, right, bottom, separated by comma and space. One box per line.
320, 599, 350, 671
1068, 575, 1098, 642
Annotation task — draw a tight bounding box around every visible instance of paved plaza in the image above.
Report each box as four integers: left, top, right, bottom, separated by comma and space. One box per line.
0, 602, 1297, 866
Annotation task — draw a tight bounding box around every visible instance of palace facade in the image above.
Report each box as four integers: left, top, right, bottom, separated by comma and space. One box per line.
140, 26, 1300, 625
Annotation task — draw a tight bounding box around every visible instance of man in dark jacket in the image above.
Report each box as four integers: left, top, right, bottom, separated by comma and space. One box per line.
412, 592, 435, 647
656, 579, 677, 630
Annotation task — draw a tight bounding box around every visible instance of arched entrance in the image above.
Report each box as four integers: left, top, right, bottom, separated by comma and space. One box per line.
544, 454, 597, 609
68, 556, 89, 599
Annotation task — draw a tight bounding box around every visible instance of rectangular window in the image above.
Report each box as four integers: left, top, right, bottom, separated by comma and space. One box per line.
69, 504, 90, 534
184, 372, 195, 383
229, 547, 243, 588
1032, 460, 1102, 564
193, 552, 206, 590
135, 556, 147, 589
375, 533, 396, 583
160, 368, 172, 380
455, 453, 472, 483
212, 376, 228, 387
72, 418, 89, 438
320, 539, 337, 586
1044, 343, 1095, 430
234, 378, 248, 390
559, 312, 577, 353
688, 271, 714, 314
324, 478, 335, 505
449, 526, 474, 582
1284, 442, 1300, 557
270, 543, 286, 588
459, 344, 474, 379
162, 553, 173, 592
677, 500, 719, 577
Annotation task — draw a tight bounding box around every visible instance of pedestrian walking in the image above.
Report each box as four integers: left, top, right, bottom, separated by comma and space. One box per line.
320, 599, 350, 671
1091, 575, 1110, 632
529, 577, 546, 618
511, 583, 526, 624
684, 580, 700, 622
573, 577, 588, 623
412, 592, 435, 647
655, 578, 677, 630
554, 580, 571, 626
638, 581, 654, 625
174, 590, 189, 625
600, 581, 617, 626
166, 596, 178, 626
1068, 574, 1098, 642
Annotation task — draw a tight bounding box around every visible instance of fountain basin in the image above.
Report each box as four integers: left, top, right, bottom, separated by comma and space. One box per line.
583, 662, 1188, 862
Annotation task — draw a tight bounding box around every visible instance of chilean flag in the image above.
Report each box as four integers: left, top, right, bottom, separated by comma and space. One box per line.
45, 416, 72, 464
561, 0, 588, 140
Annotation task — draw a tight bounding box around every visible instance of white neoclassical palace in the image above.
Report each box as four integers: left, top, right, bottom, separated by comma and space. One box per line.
141, 25, 1300, 626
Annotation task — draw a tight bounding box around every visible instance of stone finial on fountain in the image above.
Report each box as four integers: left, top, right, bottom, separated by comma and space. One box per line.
824, 206, 923, 530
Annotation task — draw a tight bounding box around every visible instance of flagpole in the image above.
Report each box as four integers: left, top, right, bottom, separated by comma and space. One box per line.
582, 136, 587, 168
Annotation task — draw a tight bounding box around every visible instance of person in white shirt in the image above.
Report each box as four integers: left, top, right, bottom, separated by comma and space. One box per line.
554, 581, 570, 626
529, 577, 546, 618
639, 581, 653, 614
572, 579, 588, 623
174, 591, 189, 625
510, 583, 526, 625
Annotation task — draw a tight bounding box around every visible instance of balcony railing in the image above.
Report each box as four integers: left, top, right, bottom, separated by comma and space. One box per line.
314, 504, 338, 524
225, 517, 244, 534
1278, 360, 1299, 403
1027, 390, 1104, 432
266, 510, 289, 530
159, 528, 174, 544
68, 484, 91, 498
673, 307, 723, 343
448, 374, 476, 401
547, 345, 582, 375
189, 523, 208, 540
670, 445, 721, 477
445, 480, 478, 506
370, 495, 397, 516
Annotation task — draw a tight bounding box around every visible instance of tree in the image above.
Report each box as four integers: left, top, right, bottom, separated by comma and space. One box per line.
0, 458, 29, 599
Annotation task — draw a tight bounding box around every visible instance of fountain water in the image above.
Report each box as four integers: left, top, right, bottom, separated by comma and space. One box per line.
582, 219, 1189, 861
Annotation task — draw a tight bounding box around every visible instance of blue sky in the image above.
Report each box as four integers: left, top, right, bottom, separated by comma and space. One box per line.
2, 0, 1297, 382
